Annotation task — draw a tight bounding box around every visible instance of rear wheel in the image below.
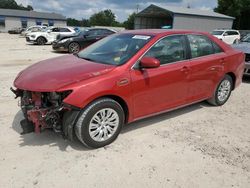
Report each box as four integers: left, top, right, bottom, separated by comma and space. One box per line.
68, 42, 80, 53
207, 75, 233, 106
36, 37, 46, 45
75, 98, 124, 148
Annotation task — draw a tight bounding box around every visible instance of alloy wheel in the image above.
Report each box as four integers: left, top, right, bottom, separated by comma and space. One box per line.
69, 42, 80, 53
88, 108, 119, 142
217, 80, 231, 102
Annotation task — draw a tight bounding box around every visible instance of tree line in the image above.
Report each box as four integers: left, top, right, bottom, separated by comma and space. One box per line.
0, 0, 33, 11
67, 10, 136, 30
214, 0, 250, 29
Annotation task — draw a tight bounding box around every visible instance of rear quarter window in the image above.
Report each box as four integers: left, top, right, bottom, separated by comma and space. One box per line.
59, 28, 71, 32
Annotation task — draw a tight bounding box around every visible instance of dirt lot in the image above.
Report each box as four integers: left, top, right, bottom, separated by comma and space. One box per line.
0, 33, 250, 188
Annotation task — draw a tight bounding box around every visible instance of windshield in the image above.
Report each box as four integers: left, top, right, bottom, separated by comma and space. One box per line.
211, 31, 224, 35
241, 35, 250, 43
77, 34, 153, 65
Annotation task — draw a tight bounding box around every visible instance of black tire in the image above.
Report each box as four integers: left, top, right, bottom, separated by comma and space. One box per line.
207, 74, 233, 106
233, 39, 239, 44
68, 42, 80, 53
75, 98, 124, 148
36, 37, 46, 45
62, 110, 80, 141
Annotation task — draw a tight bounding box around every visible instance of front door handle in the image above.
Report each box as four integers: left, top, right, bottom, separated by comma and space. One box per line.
180, 66, 191, 73
219, 58, 225, 65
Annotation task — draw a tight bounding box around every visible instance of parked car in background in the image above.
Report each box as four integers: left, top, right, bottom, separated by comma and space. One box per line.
26, 26, 76, 45
21, 25, 47, 37
55, 27, 82, 41
8, 27, 25, 34
12, 30, 245, 148
212, 29, 240, 44
239, 30, 250, 40
232, 34, 250, 76
52, 28, 116, 53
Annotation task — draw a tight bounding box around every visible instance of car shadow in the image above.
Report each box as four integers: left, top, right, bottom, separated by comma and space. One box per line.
12, 101, 210, 151
12, 110, 90, 151
25, 43, 51, 46
121, 101, 208, 134
51, 51, 69, 54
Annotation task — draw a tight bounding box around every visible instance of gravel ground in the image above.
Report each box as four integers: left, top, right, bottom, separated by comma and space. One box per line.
0, 33, 250, 188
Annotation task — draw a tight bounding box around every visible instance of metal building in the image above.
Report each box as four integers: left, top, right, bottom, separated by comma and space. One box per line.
135, 4, 234, 32
0, 9, 67, 32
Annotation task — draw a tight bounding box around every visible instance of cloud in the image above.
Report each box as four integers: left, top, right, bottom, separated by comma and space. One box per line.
15, 0, 217, 21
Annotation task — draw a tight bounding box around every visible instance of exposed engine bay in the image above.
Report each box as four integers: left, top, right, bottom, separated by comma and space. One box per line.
11, 88, 78, 137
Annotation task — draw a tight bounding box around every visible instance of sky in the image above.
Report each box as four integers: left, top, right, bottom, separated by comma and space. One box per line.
15, 0, 218, 22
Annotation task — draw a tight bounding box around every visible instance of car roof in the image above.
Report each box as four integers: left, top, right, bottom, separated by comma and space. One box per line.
119, 29, 209, 37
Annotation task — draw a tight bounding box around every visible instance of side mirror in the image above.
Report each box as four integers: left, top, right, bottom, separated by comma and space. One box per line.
140, 57, 160, 69
223, 33, 228, 36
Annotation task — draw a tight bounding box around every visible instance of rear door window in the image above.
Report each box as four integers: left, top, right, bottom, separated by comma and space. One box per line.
51, 28, 59, 32
59, 28, 71, 32
87, 29, 99, 36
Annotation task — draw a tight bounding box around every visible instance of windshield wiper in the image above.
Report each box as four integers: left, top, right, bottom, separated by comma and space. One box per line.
76, 55, 115, 65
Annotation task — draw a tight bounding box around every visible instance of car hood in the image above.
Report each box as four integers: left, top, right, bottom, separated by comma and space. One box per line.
56, 35, 77, 42
14, 55, 115, 92
231, 42, 250, 54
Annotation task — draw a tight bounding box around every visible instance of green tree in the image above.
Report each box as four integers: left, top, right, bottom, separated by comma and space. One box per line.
0, 0, 33, 10
89, 9, 117, 26
0, 0, 19, 9
214, 0, 250, 29
81, 18, 90, 27
26, 5, 33, 11
67, 18, 81, 26
123, 12, 136, 29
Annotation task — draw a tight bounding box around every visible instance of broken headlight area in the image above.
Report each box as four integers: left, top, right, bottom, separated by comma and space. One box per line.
11, 88, 74, 134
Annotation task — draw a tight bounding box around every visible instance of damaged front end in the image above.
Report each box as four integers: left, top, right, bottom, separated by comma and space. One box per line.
11, 88, 79, 138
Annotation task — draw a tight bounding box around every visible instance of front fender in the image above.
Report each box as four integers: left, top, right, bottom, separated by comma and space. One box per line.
58, 72, 133, 121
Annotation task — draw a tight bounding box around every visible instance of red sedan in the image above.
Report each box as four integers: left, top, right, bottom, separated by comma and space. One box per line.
12, 30, 245, 148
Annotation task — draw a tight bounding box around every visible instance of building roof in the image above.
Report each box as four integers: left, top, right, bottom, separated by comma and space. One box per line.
0, 8, 66, 21
137, 4, 235, 20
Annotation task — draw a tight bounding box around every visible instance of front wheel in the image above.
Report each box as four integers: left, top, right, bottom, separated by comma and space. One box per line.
36, 37, 46, 45
75, 98, 124, 148
68, 42, 80, 53
207, 75, 233, 106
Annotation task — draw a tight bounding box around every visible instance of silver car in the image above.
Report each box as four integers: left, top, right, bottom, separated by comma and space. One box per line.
232, 34, 250, 76
21, 26, 47, 37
